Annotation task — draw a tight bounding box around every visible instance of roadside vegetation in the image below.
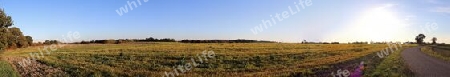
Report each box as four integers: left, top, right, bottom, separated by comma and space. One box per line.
368, 48, 415, 77
421, 45, 450, 61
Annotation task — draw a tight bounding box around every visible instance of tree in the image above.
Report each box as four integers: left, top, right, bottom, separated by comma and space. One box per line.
432, 37, 437, 44
0, 9, 14, 49
44, 40, 51, 45
146, 37, 155, 41
43, 40, 60, 45
302, 40, 307, 44
25, 36, 33, 46
8, 28, 28, 48
0, 9, 13, 28
103, 39, 116, 44
6, 31, 17, 49
0, 28, 9, 49
415, 34, 426, 45
0, 9, 33, 50
17, 35, 28, 48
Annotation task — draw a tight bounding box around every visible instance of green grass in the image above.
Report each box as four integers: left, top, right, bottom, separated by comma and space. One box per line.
368, 48, 414, 77
0, 60, 20, 77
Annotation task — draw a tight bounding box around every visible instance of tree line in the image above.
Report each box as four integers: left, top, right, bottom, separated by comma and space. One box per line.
74, 38, 276, 44
180, 39, 275, 43
75, 37, 176, 44
0, 9, 33, 50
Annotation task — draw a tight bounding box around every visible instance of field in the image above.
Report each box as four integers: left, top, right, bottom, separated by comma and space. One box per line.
0, 43, 414, 77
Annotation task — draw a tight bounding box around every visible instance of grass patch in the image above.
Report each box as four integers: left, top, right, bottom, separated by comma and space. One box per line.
368, 48, 414, 77
0, 60, 20, 77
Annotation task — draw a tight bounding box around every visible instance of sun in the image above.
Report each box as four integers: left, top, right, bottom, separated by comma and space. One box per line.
330, 7, 407, 42
349, 7, 407, 42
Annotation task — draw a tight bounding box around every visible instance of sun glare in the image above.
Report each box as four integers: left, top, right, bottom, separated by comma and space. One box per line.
329, 5, 412, 43
350, 7, 407, 42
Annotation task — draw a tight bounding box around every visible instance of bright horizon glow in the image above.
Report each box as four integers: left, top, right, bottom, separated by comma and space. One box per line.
357, 6, 409, 41
329, 5, 414, 43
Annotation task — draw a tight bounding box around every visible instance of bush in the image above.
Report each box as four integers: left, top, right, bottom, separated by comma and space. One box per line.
103, 39, 116, 44
43, 40, 60, 45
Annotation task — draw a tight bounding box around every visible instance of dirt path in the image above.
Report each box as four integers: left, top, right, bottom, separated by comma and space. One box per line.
4, 57, 67, 77
401, 46, 450, 77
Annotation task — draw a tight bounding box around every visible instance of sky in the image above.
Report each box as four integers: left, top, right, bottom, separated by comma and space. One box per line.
0, 0, 449, 43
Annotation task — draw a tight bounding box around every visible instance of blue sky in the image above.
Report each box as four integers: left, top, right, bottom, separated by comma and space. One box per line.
0, 0, 449, 43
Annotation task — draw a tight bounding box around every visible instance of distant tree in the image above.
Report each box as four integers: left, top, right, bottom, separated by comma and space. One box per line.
44, 40, 50, 45
25, 36, 33, 46
415, 34, 426, 45
146, 37, 155, 41
43, 40, 60, 45
302, 40, 307, 44
37, 42, 43, 46
160, 38, 175, 42
103, 39, 116, 44
116, 39, 124, 44
331, 42, 340, 44
89, 40, 95, 43
432, 37, 437, 44
80, 40, 90, 44
51, 40, 57, 44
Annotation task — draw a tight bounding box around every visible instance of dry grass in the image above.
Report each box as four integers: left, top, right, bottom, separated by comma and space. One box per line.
421, 45, 450, 61
2, 43, 407, 76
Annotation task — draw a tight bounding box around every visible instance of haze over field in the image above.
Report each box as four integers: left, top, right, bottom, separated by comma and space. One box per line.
1, 0, 449, 43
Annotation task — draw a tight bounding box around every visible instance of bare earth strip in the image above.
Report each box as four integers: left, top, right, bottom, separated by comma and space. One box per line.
5, 57, 67, 77
401, 47, 450, 77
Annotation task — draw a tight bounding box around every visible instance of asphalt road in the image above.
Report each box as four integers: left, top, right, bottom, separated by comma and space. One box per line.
401, 47, 450, 77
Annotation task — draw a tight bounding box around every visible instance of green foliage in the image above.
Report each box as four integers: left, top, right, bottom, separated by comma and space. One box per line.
0, 9, 13, 28
0, 28, 9, 50
0, 8, 33, 50
25, 36, 33, 46
415, 34, 426, 44
43, 40, 60, 45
